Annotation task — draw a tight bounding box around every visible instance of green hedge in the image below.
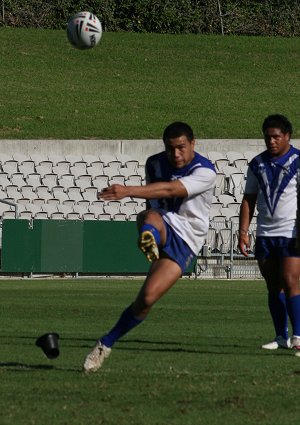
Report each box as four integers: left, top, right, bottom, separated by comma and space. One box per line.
2, 0, 300, 36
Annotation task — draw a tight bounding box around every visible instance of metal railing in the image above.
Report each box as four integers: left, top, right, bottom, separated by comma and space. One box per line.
194, 220, 261, 279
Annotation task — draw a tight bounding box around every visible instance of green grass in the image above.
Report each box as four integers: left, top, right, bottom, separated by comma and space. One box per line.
1, 27, 300, 139
1, 278, 300, 425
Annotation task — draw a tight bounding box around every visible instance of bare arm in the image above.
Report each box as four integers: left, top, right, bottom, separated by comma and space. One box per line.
99, 180, 188, 201
238, 193, 257, 257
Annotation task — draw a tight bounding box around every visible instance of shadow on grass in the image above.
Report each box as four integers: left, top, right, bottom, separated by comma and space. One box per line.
0, 335, 295, 358
0, 361, 81, 373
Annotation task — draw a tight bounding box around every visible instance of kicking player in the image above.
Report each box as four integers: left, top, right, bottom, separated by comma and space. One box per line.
83, 121, 216, 372
239, 114, 300, 354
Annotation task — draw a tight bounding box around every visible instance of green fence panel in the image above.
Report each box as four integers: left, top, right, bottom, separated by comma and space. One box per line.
2, 219, 41, 272
1, 219, 149, 273
40, 220, 84, 272
82, 221, 148, 273
1, 219, 194, 274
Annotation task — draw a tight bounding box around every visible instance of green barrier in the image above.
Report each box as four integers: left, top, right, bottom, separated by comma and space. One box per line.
1, 219, 195, 274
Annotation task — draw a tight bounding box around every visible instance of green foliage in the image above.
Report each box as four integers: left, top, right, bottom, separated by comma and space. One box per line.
2, 0, 300, 35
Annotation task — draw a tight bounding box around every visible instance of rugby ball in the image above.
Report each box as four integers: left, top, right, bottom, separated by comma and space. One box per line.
67, 12, 102, 50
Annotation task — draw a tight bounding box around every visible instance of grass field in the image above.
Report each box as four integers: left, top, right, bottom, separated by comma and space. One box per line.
1, 28, 300, 140
1, 278, 300, 425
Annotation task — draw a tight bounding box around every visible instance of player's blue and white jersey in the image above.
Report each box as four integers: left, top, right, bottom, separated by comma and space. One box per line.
145, 151, 216, 254
244, 145, 300, 237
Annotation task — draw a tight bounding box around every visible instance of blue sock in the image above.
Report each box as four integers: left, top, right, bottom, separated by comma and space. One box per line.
286, 294, 300, 336
268, 292, 288, 339
141, 223, 161, 245
100, 305, 144, 348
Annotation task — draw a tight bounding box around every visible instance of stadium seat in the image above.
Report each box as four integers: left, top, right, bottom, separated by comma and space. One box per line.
218, 194, 235, 207
57, 204, 73, 217
113, 213, 127, 221
103, 163, 121, 177
36, 185, 52, 201
86, 162, 104, 178
119, 201, 138, 218
51, 211, 65, 220
10, 172, 26, 187
66, 212, 81, 220
34, 211, 48, 219
103, 201, 121, 215
228, 172, 245, 196
62, 199, 76, 208
225, 151, 245, 165
42, 173, 58, 188
0, 173, 11, 188
42, 203, 58, 216
36, 161, 53, 176
31, 198, 45, 207
217, 228, 232, 254
88, 202, 104, 217
109, 175, 125, 185
0, 203, 12, 218
227, 202, 240, 215
59, 174, 75, 189
82, 187, 98, 202
136, 164, 145, 180
16, 197, 31, 206
47, 198, 60, 206
75, 175, 93, 190
67, 186, 83, 202
98, 213, 111, 221
6, 185, 20, 201
20, 185, 36, 200
70, 162, 87, 178
2, 160, 18, 176
2, 210, 17, 219
82, 212, 96, 220
73, 202, 89, 217
18, 160, 36, 176
125, 175, 143, 186
93, 175, 109, 191
128, 213, 138, 221
233, 158, 248, 170
215, 158, 230, 172
52, 162, 70, 176
52, 186, 69, 202
26, 173, 42, 188
214, 173, 225, 197
19, 210, 32, 220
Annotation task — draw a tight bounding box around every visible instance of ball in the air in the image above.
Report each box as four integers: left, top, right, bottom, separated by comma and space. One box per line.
67, 11, 102, 50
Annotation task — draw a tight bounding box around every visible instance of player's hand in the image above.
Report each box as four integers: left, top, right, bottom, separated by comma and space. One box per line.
238, 233, 250, 257
97, 184, 128, 200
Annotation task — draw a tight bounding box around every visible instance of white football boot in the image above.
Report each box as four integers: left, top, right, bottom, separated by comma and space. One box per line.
83, 341, 111, 373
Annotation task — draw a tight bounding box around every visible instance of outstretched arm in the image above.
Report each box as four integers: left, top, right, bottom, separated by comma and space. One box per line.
99, 180, 188, 201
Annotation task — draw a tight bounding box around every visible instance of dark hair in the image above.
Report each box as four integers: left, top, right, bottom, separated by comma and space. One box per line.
163, 121, 194, 143
262, 114, 293, 136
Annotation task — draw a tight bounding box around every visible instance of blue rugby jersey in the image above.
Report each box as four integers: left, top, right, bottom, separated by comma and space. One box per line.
245, 145, 300, 237
145, 151, 216, 255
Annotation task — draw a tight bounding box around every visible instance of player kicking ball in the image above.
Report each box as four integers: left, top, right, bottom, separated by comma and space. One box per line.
83, 121, 216, 372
